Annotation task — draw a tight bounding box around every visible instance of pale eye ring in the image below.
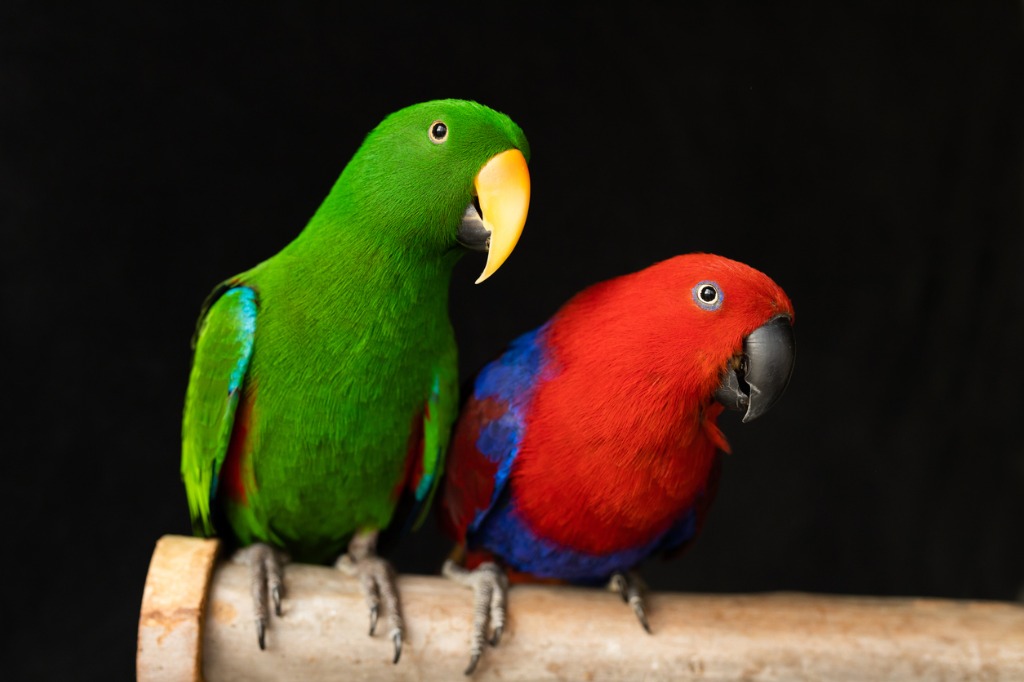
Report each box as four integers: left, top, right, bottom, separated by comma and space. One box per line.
692, 281, 723, 311
429, 120, 448, 144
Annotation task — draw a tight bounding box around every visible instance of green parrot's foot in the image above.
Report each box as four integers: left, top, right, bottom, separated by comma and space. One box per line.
443, 559, 509, 676
231, 543, 290, 650
609, 570, 651, 633
335, 530, 404, 664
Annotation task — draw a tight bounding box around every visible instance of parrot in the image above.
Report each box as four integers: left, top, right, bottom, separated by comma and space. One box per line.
180, 99, 531, 662
440, 253, 795, 674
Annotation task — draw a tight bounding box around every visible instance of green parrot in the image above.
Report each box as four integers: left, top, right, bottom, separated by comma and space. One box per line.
180, 99, 531, 661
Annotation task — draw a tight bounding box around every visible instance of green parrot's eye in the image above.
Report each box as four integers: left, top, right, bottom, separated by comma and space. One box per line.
429, 121, 448, 144
693, 281, 723, 311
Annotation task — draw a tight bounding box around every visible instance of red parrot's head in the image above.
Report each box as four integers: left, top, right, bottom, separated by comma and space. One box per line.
552, 252, 796, 424
658, 253, 795, 422
674, 254, 795, 422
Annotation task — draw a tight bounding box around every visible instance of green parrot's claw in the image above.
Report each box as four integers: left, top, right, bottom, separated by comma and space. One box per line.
336, 531, 405, 664
256, 618, 266, 650
233, 544, 288, 651
465, 652, 482, 676
369, 604, 379, 637
272, 585, 283, 618
392, 629, 403, 664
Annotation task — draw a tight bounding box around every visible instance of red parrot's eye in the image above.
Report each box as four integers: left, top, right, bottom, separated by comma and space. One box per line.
429, 121, 448, 143
693, 281, 723, 311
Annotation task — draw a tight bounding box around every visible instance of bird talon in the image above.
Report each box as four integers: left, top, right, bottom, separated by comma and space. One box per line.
445, 558, 508, 674
392, 630, 403, 664
235, 543, 288, 650
369, 604, 379, 636
340, 532, 405, 664
610, 573, 629, 602
610, 571, 652, 632
272, 585, 282, 617
634, 604, 651, 634
464, 652, 481, 676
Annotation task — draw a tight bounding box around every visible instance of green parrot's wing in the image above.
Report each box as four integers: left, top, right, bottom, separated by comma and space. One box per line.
405, 365, 458, 531
180, 284, 258, 536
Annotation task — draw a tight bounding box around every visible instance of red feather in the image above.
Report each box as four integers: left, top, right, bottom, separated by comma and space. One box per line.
441, 397, 507, 540
507, 255, 792, 555
222, 389, 256, 504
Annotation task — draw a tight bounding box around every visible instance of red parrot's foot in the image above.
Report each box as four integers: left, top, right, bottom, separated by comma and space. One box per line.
443, 559, 509, 675
231, 543, 289, 650
609, 571, 651, 633
335, 530, 403, 664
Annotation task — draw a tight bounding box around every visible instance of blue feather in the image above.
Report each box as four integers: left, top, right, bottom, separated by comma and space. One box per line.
472, 493, 697, 584
466, 324, 551, 533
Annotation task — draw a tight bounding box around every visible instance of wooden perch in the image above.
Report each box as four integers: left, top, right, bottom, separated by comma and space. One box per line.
138, 535, 1024, 681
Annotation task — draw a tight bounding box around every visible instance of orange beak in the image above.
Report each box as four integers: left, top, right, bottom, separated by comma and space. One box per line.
472, 149, 531, 283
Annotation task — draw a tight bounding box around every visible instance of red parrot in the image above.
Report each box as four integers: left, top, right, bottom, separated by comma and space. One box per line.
440, 253, 795, 674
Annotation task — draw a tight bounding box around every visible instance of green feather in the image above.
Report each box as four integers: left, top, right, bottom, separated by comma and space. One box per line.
180, 100, 529, 563
181, 285, 257, 536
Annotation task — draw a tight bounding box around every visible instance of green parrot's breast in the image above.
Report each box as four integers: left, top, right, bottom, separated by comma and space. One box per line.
224, 262, 456, 563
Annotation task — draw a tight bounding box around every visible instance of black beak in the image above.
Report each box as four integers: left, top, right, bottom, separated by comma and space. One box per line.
714, 315, 795, 423
456, 199, 489, 252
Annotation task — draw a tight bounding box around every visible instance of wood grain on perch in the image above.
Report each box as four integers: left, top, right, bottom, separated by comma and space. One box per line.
138, 535, 1024, 681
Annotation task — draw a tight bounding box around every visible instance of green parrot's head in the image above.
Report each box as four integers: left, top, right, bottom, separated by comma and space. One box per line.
327, 99, 531, 283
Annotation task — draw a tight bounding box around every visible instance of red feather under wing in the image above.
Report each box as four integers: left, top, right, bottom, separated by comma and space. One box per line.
221, 387, 256, 505
392, 409, 425, 503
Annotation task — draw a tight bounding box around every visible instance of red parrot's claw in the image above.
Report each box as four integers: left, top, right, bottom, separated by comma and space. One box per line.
489, 626, 504, 647
444, 559, 509, 676
634, 602, 652, 634
610, 571, 652, 633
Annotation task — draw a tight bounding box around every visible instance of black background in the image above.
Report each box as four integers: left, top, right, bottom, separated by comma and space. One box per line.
4, 3, 1023, 680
